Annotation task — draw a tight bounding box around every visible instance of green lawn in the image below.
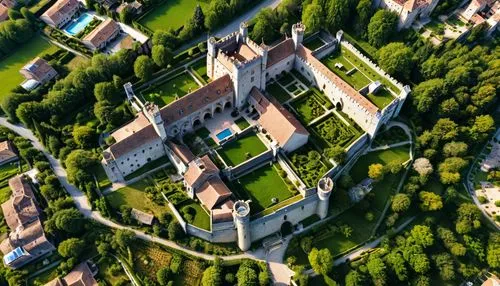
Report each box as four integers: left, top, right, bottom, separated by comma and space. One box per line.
230, 164, 292, 214
95, 256, 130, 285
180, 201, 210, 230
267, 82, 291, 103
350, 145, 410, 183
304, 37, 325, 50
139, 0, 209, 31
235, 117, 250, 130
191, 59, 209, 82
143, 72, 200, 107
92, 165, 111, 189
124, 156, 171, 181
322, 52, 371, 90
366, 88, 395, 109
0, 36, 57, 100
290, 93, 325, 124
217, 132, 267, 166
106, 179, 168, 217
27, 266, 59, 285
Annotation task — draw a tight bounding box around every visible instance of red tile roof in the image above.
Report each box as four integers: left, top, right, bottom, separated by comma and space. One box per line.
168, 141, 195, 164
1, 176, 39, 230
183, 155, 219, 188
82, 18, 120, 49
42, 0, 79, 25
266, 38, 295, 67
296, 45, 379, 115
109, 123, 158, 159
196, 177, 232, 210
160, 75, 233, 126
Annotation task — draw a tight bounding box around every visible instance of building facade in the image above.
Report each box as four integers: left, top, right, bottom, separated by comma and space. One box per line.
40, 0, 80, 28
375, 0, 440, 29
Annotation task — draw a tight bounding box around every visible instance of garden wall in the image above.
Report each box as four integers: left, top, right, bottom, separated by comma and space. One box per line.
163, 196, 187, 232
186, 221, 237, 243
346, 132, 369, 160
230, 150, 274, 179
249, 194, 319, 242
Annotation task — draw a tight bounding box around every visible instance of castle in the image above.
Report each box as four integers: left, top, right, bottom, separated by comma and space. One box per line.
101, 23, 409, 250
375, 0, 440, 29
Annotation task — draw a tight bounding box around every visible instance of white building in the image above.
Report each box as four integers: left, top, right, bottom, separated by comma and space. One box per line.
40, 0, 80, 28
375, 0, 440, 29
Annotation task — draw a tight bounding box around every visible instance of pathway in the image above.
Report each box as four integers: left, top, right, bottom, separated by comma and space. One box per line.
369, 141, 412, 151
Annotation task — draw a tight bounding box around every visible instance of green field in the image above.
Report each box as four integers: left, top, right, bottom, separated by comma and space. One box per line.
179, 201, 210, 230
139, 0, 209, 31
124, 156, 170, 181
106, 179, 168, 217
0, 36, 57, 100
322, 52, 371, 90
350, 145, 410, 183
230, 164, 292, 214
191, 59, 209, 82
217, 132, 267, 166
143, 72, 200, 107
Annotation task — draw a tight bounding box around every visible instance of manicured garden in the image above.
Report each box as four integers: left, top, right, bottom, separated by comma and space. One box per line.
290, 92, 326, 124
267, 82, 291, 103
139, 0, 209, 31
310, 113, 361, 149
366, 87, 395, 109
0, 36, 57, 99
143, 72, 200, 107
217, 132, 267, 166
229, 163, 293, 214
322, 51, 371, 90
289, 143, 330, 188
178, 201, 211, 230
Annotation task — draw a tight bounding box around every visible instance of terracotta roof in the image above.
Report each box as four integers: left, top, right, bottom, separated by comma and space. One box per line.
267, 38, 295, 67
21, 57, 57, 82
481, 275, 500, 286
296, 45, 379, 115
61, 262, 98, 286
131, 208, 154, 225
45, 278, 64, 286
0, 219, 54, 256
212, 199, 234, 223
183, 155, 219, 188
250, 87, 309, 147
0, 141, 17, 163
0, 6, 7, 22
1, 176, 39, 230
168, 141, 195, 164
83, 18, 119, 49
160, 75, 233, 126
1, 0, 17, 9
42, 0, 79, 25
196, 177, 232, 210
108, 119, 159, 159
111, 112, 150, 142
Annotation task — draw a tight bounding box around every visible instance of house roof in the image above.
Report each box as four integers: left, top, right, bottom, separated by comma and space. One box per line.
0, 141, 16, 161
60, 261, 98, 286
168, 141, 195, 164
131, 208, 154, 225
1, 176, 39, 230
0, 219, 54, 256
0, 6, 8, 22
21, 57, 57, 81
42, 0, 79, 24
296, 45, 379, 115
1, 0, 17, 9
212, 199, 234, 223
196, 177, 232, 210
183, 155, 219, 188
160, 74, 233, 126
267, 38, 295, 67
83, 18, 119, 48
250, 87, 309, 148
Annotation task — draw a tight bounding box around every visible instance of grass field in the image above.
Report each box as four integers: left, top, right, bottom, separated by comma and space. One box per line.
106, 179, 168, 217
350, 145, 410, 183
143, 72, 200, 107
217, 132, 267, 166
322, 52, 371, 90
267, 82, 291, 103
191, 59, 209, 82
366, 88, 395, 109
139, 0, 209, 31
0, 36, 57, 100
66, 55, 89, 70
230, 164, 292, 214
92, 165, 111, 189
179, 201, 210, 230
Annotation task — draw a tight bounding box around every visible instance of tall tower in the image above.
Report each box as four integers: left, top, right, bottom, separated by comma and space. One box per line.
316, 177, 333, 219
292, 23, 305, 50
207, 37, 217, 79
233, 200, 251, 251
238, 22, 248, 42
144, 104, 167, 140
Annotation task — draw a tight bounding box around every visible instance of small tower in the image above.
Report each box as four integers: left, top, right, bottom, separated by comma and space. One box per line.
233, 200, 251, 251
145, 103, 167, 140
336, 30, 344, 43
260, 45, 269, 89
207, 37, 217, 79
238, 22, 248, 42
394, 85, 411, 118
292, 23, 305, 50
123, 82, 134, 101
316, 177, 333, 219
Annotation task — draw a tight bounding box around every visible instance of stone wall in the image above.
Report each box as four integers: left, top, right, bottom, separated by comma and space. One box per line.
230, 149, 274, 178
264, 54, 296, 83
113, 138, 166, 176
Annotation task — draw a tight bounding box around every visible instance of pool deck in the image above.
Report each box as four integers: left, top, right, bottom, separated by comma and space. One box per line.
63, 13, 94, 36
204, 109, 252, 144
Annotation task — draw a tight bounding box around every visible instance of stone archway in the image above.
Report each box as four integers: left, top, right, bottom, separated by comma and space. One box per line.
204, 112, 212, 120
215, 106, 222, 113
193, 119, 202, 127
336, 99, 343, 111
280, 221, 293, 236
224, 101, 232, 110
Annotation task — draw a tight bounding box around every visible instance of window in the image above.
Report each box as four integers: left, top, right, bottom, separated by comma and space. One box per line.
284, 215, 287, 220
251, 70, 255, 75
142, 150, 145, 153
251, 76, 254, 82
134, 154, 137, 157
287, 61, 290, 65
127, 158, 129, 161
149, 147, 152, 150
301, 206, 304, 210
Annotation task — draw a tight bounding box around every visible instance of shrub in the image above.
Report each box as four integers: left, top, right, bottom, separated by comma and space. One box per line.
365, 212, 375, 222
300, 237, 313, 253
225, 273, 235, 284
478, 196, 488, 204
170, 254, 183, 274
494, 200, 500, 207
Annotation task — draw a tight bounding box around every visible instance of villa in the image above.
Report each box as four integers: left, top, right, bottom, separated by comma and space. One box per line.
82, 18, 121, 51
40, 0, 80, 28
0, 141, 17, 166
0, 176, 55, 269
45, 261, 99, 286
101, 22, 410, 251
460, 0, 499, 36
0, 0, 16, 22
375, 0, 440, 29
19, 57, 58, 91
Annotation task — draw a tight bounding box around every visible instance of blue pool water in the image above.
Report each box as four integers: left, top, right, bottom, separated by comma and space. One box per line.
216, 128, 233, 141
64, 13, 94, 36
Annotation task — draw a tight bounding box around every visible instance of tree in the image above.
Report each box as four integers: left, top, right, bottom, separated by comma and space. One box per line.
152, 45, 173, 68
411, 78, 445, 113
45, 208, 85, 235
94, 81, 118, 102
72, 126, 96, 149
486, 233, 500, 269
413, 158, 433, 178
469, 114, 494, 142
259, 269, 270, 286
367, 10, 398, 47
20, 7, 37, 24
152, 30, 178, 50
325, 0, 350, 31
324, 146, 346, 164
471, 84, 496, 110
114, 229, 136, 249
202, 262, 222, 286
236, 264, 258, 286
8, 9, 22, 20
302, 4, 324, 33
367, 256, 386, 284
168, 221, 183, 240
308, 248, 333, 276
157, 267, 171, 286
378, 43, 413, 79
433, 253, 455, 281
368, 163, 384, 181
64, 149, 98, 185
438, 157, 468, 185
58, 238, 85, 258
387, 251, 408, 281
409, 225, 434, 248
205, 0, 230, 30
443, 141, 468, 157
134, 55, 155, 82
392, 193, 411, 213
251, 8, 278, 44
419, 191, 443, 211
119, 5, 134, 24
356, 0, 373, 27
345, 270, 366, 286
455, 203, 481, 234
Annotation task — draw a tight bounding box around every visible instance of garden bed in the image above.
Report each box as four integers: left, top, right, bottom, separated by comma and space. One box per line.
267, 82, 291, 103
217, 132, 267, 166
142, 72, 200, 107
288, 143, 330, 188
290, 92, 326, 124
235, 117, 250, 130
309, 113, 362, 149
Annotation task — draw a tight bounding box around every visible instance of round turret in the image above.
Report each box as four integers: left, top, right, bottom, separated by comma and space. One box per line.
233, 200, 251, 251
316, 177, 334, 219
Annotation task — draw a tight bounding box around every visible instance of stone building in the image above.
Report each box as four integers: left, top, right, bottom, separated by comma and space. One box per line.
82, 19, 121, 51
19, 57, 58, 91
0, 141, 17, 166
45, 261, 99, 286
0, 0, 16, 22
41, 0, 80, 28
375, 0, 440, 29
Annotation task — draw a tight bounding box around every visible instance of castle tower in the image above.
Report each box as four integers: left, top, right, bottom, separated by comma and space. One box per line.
260, 45, 269, 89
316, 177, 333, 219
292, 23, 305, 50
233, 200, 251, 251
145, 104, 167, 140
394, 85, 411, 118
207, 37, 217, 79
336, 30, 344, 43
238, 22, 248, 43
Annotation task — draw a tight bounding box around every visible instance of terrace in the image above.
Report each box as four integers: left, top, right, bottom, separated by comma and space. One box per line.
142, 71, 201, 107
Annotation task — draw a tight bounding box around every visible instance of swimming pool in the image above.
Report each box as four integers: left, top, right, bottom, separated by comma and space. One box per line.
64, 13, 94, 36
216, 128, 233, 141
